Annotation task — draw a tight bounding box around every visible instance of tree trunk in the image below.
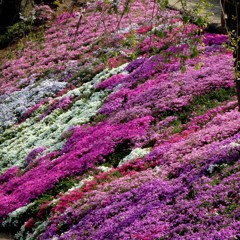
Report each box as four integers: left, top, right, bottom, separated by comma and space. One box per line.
221, 0, 240, 110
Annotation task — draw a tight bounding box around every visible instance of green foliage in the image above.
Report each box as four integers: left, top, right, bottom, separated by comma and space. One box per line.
190, 45, 199, 58
143, 139, 157, 148
171, 119, 183, 134
210, 162, 240, 186
105, 140, 132, 168
68, 66, 96, 85
0, 21, 33, 48
29, 29, 45, 43
53, 0, 62, 7
177, 87, 236, 123
156, 0, 169, 10
186, 188, 197, 200
42, 176, 79, 199
157, 87, 236, 138
154, 29, 167, 38
183, 14, 191, 24
223, 203, 238, 215
90, 114, 108, 125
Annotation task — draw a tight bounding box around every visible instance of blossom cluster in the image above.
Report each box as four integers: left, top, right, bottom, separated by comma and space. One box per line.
0, 64, 128, 172
0, 0, 160, 94
98, 51, 233, 118
0, 0, 239, 239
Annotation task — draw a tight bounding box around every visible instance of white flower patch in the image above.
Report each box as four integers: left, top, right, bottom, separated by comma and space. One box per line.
152, 20, 182, 32
229, 140, 240, 149
98, 165, 112, 172
219, 139, 240, 151
92, 62, 129, 87
0, 64, 128, 173
2, 202, 34, 228
13, 224, 27, 240
0, 79, 67, 133
207, 163, 228, 174
117, 23, 139, 34
0, 91, 107, 172
22, 221, 47, 240
118, 147, 152, 167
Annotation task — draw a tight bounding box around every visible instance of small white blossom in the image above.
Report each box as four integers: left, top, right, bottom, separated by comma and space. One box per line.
118, 147, 152, 167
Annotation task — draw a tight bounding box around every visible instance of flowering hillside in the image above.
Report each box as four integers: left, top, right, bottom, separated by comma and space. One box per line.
0, 1, 239, 239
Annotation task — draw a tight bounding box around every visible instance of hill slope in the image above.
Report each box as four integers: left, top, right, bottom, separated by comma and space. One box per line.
0, 1, 239, 239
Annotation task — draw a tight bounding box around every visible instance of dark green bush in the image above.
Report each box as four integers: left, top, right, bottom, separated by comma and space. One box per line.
0, 20, 33, 48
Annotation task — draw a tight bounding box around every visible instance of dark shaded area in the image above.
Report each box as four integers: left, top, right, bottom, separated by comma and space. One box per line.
221, 0, 240, 110
0, 0, 56, 35
0, 232, 13, 240
34, 0, 62, 9
105, 140, 133, 168
0, 0, 21, 34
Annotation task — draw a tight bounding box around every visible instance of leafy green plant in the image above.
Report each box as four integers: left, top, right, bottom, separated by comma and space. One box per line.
0, 4, 54, 49
0, 21, 32, 48
105, 140, 133, 168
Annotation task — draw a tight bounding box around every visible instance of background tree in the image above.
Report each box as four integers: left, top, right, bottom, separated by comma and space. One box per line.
220, 0, 240, 109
